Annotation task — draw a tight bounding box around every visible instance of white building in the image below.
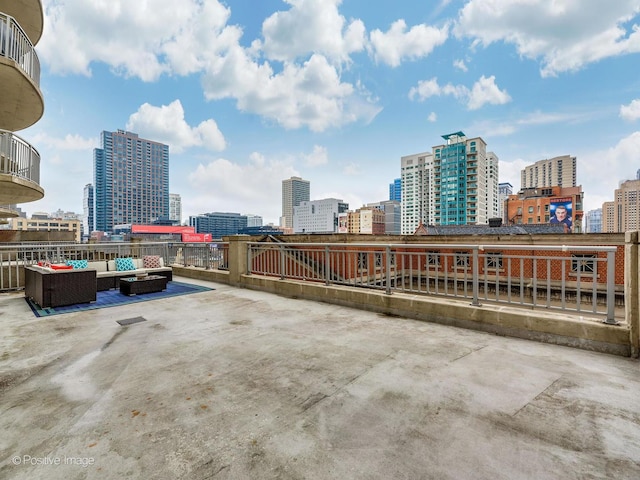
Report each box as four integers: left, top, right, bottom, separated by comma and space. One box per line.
293, 198, 348, 234
245, 214, 263, 227
486, 152, 500, 221
169, 193, 182, 223
401, 151, 434, 235
521, 155, 577, 189
281, 176, 310, 228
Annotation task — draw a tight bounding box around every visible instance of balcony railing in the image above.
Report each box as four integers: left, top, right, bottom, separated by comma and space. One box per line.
0, 129, 40, 184
0, 12, 41, 86
247, 242, 621, 323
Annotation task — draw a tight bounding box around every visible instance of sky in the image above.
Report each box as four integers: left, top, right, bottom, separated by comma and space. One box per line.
19, 0, 640, 225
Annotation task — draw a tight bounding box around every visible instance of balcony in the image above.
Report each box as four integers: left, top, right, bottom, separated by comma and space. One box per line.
0, 129, 43, 203
0, 11, 44, 131
0, 204, 19, 218
0, 0, 43, 44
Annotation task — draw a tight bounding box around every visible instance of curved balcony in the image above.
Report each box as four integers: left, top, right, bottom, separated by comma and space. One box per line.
0, 204, 19, 218
0, 129, 43, 204
0, 12, 43, 131
0, 0, 43, 45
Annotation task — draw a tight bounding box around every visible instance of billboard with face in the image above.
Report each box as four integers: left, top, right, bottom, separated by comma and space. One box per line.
550, 197, 573, 233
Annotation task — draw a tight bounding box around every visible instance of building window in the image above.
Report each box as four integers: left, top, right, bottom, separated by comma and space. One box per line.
528, 206, 534, 213
571, 254, 596, 274
427, 251, 441, 267
358, 252, 368, 270
374, 252, 383, 269
455, 251, 469, 268
485, 252, 503, 270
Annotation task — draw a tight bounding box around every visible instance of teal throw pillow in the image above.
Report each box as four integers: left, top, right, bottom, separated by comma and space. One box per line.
66, 259, 88, 269
115, 257, 136, 271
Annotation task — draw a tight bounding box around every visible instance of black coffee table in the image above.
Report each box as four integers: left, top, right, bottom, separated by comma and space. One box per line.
119, 275, 168, 296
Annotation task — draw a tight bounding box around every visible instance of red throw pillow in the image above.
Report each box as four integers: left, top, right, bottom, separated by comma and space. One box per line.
50, 264, 74, 270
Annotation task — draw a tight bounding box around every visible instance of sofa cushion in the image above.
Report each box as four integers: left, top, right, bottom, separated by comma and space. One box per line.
50, 264, 74, 270
143, 255, 162, 269
88, 261, 108, 272
66, 259, 88, 269
115, 257, 136, 271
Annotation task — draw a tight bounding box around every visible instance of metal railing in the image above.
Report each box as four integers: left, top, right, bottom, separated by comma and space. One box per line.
167, 242, 229, 270
247, 242, 621, 323
0, 13, 41, 86
0, 242, 171, 291
0, 130, 41, 184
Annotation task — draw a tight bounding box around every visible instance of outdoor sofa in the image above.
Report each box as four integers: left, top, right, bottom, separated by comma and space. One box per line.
24, 266, 97, 308
84, 256, 173, 291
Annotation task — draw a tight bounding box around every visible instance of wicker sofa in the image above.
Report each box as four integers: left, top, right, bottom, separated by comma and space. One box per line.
25, 266, 97, 308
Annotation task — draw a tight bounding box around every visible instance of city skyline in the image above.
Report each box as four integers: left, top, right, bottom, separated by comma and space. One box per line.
17, 1, 640, 225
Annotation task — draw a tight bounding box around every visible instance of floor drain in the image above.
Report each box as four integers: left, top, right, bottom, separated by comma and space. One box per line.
117, 316, 147, 326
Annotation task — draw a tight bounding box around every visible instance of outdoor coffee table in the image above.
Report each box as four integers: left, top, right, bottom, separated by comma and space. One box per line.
119, 275, 168, 296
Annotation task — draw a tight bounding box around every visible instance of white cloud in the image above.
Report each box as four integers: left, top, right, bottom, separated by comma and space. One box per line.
126, 100, 226, 153
455, 0, 640, 77
408, 76, 510, 110
620, 99, 640, 121
304, 145, 329, 167
467, 75, 511, 110
202, 51, 380, 132
187, 153, 298, 222
428, 112, 437, 122
259, 0, 366, 64
453, 59, 468, 72
369, 20, 449, 67
499, 158, 528, 190
579, 131, 640, 211
39, 0, 234, 81
31, 133, 97, 151
343, 163, 360, 175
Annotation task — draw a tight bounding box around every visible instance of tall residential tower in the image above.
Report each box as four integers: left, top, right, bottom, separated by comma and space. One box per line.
94, 130, 169, 233
281, 176, 310, 229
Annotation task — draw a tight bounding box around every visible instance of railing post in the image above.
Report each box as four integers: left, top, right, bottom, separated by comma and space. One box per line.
471, 247, 481, 306
625, 232, 639, 356
279, 244, 285, 280
227, 235, 250, 287
325, 246, 330, 285
385, 246, 392, 295
603, 249, 617, 325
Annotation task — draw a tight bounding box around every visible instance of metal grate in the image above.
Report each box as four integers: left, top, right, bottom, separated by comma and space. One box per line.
117, 316, 147, 326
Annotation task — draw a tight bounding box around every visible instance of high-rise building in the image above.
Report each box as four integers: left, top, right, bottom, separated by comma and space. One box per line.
83, 184, 94, 240
293, 198, 348, 233
585, 208, 603, 233
189, 212, 248, 238
602, 179, 640, 233
0, 3, 45, 223
498, 182, 513, 222
389, 178, 401, 202
401, 151, 434, 234
281, 176, 310, 228
169, 193, 182, 224
521, 155, 577, 189
433, 132, 494, 225
94, 130, 169, 233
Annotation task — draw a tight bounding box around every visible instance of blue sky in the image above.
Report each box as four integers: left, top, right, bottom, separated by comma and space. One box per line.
21, 0, 640, 225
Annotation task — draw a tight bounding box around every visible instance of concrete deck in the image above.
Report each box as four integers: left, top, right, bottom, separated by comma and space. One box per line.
1, 277, 639, 479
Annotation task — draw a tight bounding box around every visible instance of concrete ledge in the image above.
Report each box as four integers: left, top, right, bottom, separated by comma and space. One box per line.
174, 267, 631, 357
172, 265, 229, 284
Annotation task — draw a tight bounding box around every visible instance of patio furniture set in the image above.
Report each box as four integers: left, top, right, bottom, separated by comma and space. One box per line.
24, 255, 173, 308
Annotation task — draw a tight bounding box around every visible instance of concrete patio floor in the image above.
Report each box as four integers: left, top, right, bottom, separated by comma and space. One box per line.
1, 276, 639, 480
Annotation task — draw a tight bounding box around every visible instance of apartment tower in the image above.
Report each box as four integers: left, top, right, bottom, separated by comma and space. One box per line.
602, 179, 640, 233
521, 155, 577, 189
281, 176, 310, 229
400, 151, 434, 234
94, 130, 169, 233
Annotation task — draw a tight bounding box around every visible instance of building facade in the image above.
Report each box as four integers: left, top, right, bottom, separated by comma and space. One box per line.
498, 182, 513, 223
505, 186, 584, 233
169, 193, 182, 224
281, 176, 310, 229
401, 151, 434, 234
368, 200, 401, 234
0, 2, 45, 223
432, 132, 495, 226
521, 155, 577, 189
83, 183, 94, 240
8, 216, 82, 242
293, 198, 348, 234
94, 130, 169, 233
389, 178, 401, 202
245, 214, 263, 227
585, 208, 603, 233
189, 212, 248, 238
602, 179, 640, 233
